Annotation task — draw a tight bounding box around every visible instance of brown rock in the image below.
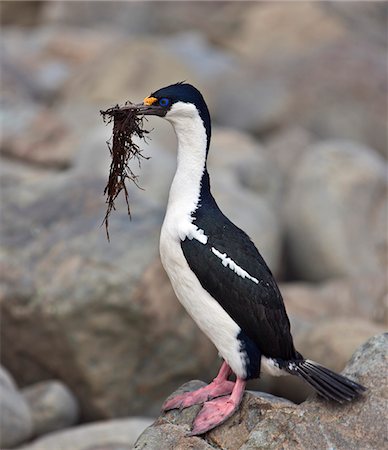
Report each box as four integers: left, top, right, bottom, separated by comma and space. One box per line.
280, 272, 388, 331
226, 3, 345, 64
295, 318, 386, 373
0, 169, 217, 420
135, 334, 388, 450
222, 3, 386, 153
17, 417, 154, 450
322, 2, 387, 46
22, 380, 80, 437
254, 274, 387, 404
1, 108, 76, 169
264, 126, 315, 182
285, 140, 387, 281
208, 128, 282, 274
65, 38, 194, 105
0, 1, 44, 26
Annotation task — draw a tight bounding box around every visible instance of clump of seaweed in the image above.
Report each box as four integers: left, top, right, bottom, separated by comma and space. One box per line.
100, 102, 150, 240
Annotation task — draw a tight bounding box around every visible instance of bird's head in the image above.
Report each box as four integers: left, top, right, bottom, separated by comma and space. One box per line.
124, 82, 211, 146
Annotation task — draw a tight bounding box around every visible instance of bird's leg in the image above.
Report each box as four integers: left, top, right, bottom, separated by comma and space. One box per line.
189, 377, 246, 436
162, 361, 235, 411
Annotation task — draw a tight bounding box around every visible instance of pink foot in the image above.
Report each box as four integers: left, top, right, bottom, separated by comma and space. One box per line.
162, 380, 235, 411
189, 378, 246, 436
162, 361, 234, 412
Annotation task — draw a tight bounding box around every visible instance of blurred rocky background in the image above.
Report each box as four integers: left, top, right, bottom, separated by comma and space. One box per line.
0, 1, 387, 449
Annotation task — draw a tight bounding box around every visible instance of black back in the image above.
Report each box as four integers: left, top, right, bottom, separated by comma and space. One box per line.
181, 171, 298, 361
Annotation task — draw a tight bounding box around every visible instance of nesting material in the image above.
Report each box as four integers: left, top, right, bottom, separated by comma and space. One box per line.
100, 102, 150, 240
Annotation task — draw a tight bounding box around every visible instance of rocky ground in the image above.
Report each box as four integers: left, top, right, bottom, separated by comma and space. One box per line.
0, 2, 387, 449
135, 334, 388, 450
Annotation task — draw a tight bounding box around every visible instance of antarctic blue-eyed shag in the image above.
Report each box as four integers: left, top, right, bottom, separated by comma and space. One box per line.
121, 82, 366, 435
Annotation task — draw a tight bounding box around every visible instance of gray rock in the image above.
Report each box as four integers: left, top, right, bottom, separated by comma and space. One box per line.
0, 366, 33, 448
0, 159, 217, 419
17, 417, 154, 450
64, 36, 195, 106
0, 119, 283, 423
220, 3, 387, 153
0, 365, 17, 390
285, 140, 387, 281
322, 2, 388, 46
209, 128, 282, 274
247, 391, 294, 405
281, 271, 388, 332
212, 73, 292, 135
22, 380, 80, 437
135, 334, 387, 450
264, 126, 315, 184
295, 318, 386, 373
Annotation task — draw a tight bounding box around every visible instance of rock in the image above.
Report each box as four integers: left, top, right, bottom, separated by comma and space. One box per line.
224, 3, 345, 65
212, 72, 293, 135
284, 140, 387, 281
22, 380, 80, 437
0, 26, 119, 169
281, 271, 388, 331
264, 126, 315, 184
0, 366, 33, 448
165, 32, 235, 83
17, 417, 154, 450
65, 37, 195, 106
322, 2, 388, 46
208, 128, 282, 274
1, 80, 281, 421
246, 273, 387, 404
295, 318, 386, 373
218, 3, 387, 153
63, 30, 242, 125
1, 106, 76, 169
1, 1, 45, 26
0, 157, 217, 419
135, 334, 387, 449
0, 365, 17, 390
0, 122, 281, 422
247, 390, 294, 405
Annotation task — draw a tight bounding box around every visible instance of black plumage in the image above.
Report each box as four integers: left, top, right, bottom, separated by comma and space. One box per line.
182, 169, 366, 400
285, 360, 366, 402
182, 170, 299, 367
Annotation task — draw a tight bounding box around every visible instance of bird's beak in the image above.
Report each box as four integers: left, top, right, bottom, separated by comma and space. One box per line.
115, 97, 166, 117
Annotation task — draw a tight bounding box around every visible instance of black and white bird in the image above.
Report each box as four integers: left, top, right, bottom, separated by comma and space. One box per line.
125, 82, 366, 435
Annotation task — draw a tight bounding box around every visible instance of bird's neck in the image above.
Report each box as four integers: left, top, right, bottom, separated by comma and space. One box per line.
165, 113, 212, 229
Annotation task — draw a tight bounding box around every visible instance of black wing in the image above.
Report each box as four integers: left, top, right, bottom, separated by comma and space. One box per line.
182, 198, 297, 361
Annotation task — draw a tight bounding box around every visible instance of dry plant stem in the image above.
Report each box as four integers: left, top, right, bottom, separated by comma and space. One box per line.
100, 103, 149, 240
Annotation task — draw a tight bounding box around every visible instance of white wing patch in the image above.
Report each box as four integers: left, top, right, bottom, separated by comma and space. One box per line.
177, 221, 208, 244
211, 247, 259, 284
191, 227, 208, 244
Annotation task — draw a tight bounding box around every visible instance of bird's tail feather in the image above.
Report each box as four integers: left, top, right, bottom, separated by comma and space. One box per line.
285, 359, 366, 403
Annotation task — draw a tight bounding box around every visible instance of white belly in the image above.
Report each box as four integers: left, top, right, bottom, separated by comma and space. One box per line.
159, 224, 247, 378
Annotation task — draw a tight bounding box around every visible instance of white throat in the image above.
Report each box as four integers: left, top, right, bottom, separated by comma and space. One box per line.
162, 101, 209, 243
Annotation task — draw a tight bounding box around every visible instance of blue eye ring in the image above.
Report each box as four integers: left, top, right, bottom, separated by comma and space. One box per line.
159, 98, 170, 107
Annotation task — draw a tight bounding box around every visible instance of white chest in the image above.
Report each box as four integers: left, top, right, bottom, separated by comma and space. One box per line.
159, 226, 246, 378
157, 101, 246, 378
